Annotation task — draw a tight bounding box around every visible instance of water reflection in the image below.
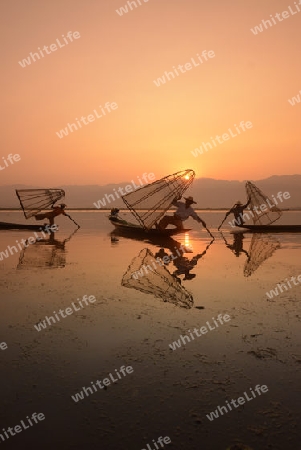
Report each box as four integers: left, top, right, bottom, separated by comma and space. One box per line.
221, 231, 249, 258
120, 234, 215, 308
243, 233, 281, 277
110, 228, 189, 250
221, 231, 281, 277
17, 229, 78, 269
121, 247, 194, 308
155, 237, 214, 281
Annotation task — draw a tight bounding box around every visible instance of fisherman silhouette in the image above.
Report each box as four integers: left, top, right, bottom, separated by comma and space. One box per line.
157, 196, 206, 230
221, 196, 251, 227
35, 204, 68, 226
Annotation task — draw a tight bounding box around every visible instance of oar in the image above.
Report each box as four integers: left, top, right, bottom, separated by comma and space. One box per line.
199, 219, 214, 239
218, 216, 227, 231
65, 213, 80, 228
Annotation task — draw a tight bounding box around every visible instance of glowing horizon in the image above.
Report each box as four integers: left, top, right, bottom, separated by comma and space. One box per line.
1, 0, 300, 187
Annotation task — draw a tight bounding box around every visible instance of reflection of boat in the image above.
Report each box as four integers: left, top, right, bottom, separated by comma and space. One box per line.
0, 221, 47, 231
121, 248, 194, 308
243, 233, 280, 277
109, 169, 196, 237
238, 182, 300, 232
109, 216, 191, 237
0, 189, 65, 231
239, 224, 301, 233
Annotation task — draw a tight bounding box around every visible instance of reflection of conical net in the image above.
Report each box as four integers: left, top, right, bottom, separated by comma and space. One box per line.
245, 181, 282, 225
121, 248, 194, 308
16, 189, 65, 219
18, 243, 66, 269
243, 234, 280, 277
122, 170, 195, 230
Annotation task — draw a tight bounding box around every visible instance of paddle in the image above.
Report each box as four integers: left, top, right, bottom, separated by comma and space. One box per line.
65, 213, 80, 228
218, 216, 227, 231
218, 206, 235, 230
199, 218, 214, 239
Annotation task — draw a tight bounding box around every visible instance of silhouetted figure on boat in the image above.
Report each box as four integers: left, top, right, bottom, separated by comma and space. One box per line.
219, 197, 251, 228
157, 196, 206, 231
35, 204, 68, 226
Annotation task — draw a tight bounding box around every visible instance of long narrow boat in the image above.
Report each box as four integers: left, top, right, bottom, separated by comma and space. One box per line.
239, 224, 301, 233
0, 188, 66, 231
109, 217, 191, 237
0, 221, 47, 231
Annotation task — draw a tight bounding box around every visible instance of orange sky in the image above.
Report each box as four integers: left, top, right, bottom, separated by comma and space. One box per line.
1, 0, 300, 186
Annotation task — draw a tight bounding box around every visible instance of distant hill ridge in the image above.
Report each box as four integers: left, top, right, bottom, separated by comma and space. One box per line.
1, 175, 300, 209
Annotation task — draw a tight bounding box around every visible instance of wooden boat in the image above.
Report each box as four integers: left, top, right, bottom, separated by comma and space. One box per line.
0, 189, 67, 231
0, 221, 48, 231
238, 224, 301, 233
109, 217, 191, 237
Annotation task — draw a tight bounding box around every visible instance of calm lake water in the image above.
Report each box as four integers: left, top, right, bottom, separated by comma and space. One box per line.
0, 211, 300, 449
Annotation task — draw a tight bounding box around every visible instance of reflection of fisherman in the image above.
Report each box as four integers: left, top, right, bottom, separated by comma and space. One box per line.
222, 197, 251, 226
224, 233, 249, 258
157, 196, 206, 231
172, 254, 200, 280
35, 204, 67, 226
18, 227, 78, 270
155, 239, 214, 281
172, 240, 214, 280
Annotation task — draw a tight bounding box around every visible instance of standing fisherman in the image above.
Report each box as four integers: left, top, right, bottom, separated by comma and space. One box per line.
35, 204, 68, 226
218, 197, 251, 229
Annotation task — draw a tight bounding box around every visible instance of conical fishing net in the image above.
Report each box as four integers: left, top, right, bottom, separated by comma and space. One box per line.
16, 189, 65, 219
245, 181, 282, 225
243, 234, 281, 277
121, 248, 194, 308
122, 170, 195, 230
